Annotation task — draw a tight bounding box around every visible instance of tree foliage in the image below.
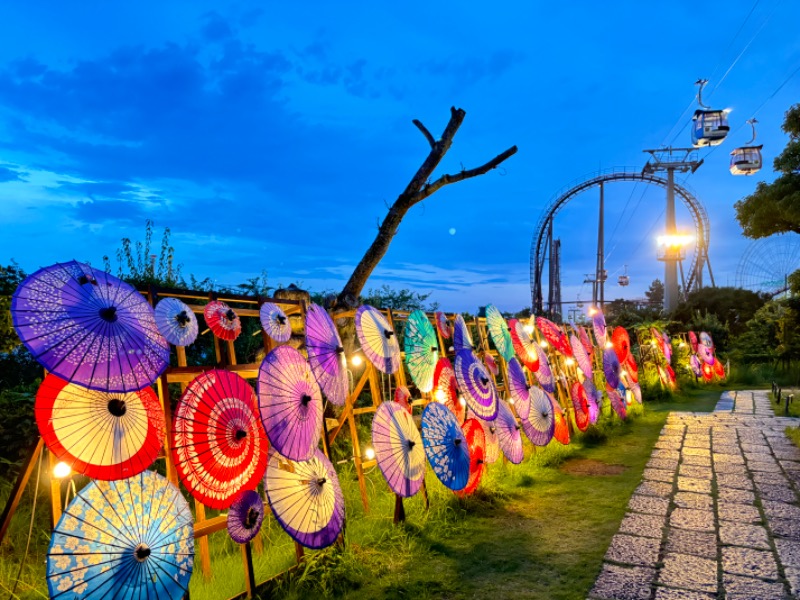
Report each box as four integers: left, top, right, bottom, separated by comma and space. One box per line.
103, 220, 183, 287
735, 104, 800, 238
670, 286, 767, 337
0, 261, 27, 353
360, 285, 439, 312
645, 279, 664, 308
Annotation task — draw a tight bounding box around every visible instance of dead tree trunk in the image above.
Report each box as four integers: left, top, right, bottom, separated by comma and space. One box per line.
334, 106, 517, 308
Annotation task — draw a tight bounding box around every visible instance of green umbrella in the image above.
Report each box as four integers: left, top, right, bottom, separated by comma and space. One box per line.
404, 310, 439, 393
485, 305, 514, 362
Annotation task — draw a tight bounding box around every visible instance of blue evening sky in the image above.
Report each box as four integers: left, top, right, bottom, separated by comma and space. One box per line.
0, 1, 798, 311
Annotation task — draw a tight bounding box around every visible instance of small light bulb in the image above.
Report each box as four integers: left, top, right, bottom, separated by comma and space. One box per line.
565, 358, 575, 366
434, 389, 446, 403
509, 397, 515, 405
540, 341, 549, 348
53, 461, 71, 479
605, 341, 614, 349
589, 308, 598, 316
350, 355, 363, 367
458, 396, 466, 407
621, 369, 628, 378
523, 325, 534, 335
364, 447, 375, 461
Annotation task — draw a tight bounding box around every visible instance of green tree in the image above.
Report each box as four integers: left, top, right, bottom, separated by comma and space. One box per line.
670, 286, 767, 337
103, 219, 183, 287
361, 285, 439, 312
645, 279, 664, 308
735, 104, 800, 238
0, 261, 27, 352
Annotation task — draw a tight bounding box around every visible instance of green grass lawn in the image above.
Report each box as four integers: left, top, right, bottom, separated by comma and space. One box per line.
0, 388, 721, 600
770, 389, 800, 418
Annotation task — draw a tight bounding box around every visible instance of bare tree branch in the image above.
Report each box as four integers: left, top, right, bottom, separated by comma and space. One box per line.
335, 107, 517, 308
412, 119, 436, 148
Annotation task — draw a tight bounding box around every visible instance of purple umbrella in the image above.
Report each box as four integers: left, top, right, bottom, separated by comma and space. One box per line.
603, 347, 621, 389
227, 490, 265, 544
478, 418, 500, 464
607, 386, 627, 419
569, 333, 592, 377
453, 314, 474, 351
583, 379, 602, 424
371, 401, 426, 497
258, 346, 322, 461
534, 344, 555, 393
305, 303, 348, 406
260, 302, 291, 343
592, 309, 607, 347
264, 449, 344, 549
631, 382, 643, 404
494, 399, 524, 464
355, 305, 400, 374
521, 386, 555, 446
11, 260, 169, 393
697, 343, 714, 365
506, 357, 532, 419
690, 354, 703, 376
154, 297, 198, 347
454, 350, 498, 421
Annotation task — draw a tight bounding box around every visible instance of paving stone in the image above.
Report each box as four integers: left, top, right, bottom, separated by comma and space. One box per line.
683, 447, 711, 457
589, 563, 656, 600
719, 522, 770, 550
658, 553, 718, 594
714, 461, 749, 475
648, 457, 680, 471
678, 464, 713, 479
762, 499, 800, 520
722, 573, 785, 599
717, 502, 761, 523
721, 547, 779, 579
643, 468, 675, 483
636, 480, 673, 498
652, 449, 681, 460
750, 471, 788, 485
783, 568, 800, 599
779, 460, 800, 471
682, 454, 712, 467
674, 492, 714, 510
715, 453, 746, 464
717, 488, 756, 504
671, 508, 715, 532
715, 473, 753, 490
774, 449, 800, 460
683, 438, 711, 449
755, 483, 796, 503
627, 494, 670, 517
619, 512, 666, 539
740, 444, 771, 454
665, 528, 718, 559
677, 477, 712, 494
653, 589, 715, 600
604, 534, 661, 567
774, 538, 800, 568
746, 459, 778, 472
770, 516, 800, 539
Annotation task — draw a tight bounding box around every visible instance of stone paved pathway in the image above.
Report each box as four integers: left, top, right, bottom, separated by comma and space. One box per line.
590, 390, 800, 600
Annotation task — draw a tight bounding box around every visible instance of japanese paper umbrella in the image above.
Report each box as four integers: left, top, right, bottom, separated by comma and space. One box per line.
607, 385, 627, 419
662, 332, 673, 362
611, 327, 631, 364
583, 379, 602, 424
603, 347, 621, 389
11, 260, 169, 393
551, 395, 570, 445
536, 317, 572, 356
204, 300, 241, 341
47, 470, 193, 600
454, 350, 499, 421
404, 309, 439, 393
260, 302, 291, 343
264, 448, 344, 549
483, 351, 499, 376
258, 346, 322, 462
155, 297, 198, 347
569, 333, 592, 377
697, 343, 714, 365
570, 381, 590, 432
227, 489, 265, 544
625, 353, 640, 383
534, 344, 556, 394
485, 304, 514, 361
714, 358, 725, 379
173, 369, 268, 509
630, 382, 643, 404
372, 401, 426, 497
421, 402, 470, 491
305, 303, 347, 407
688, 331, 699, 353
394, 385, 413, 414
521, 387, 555, 446
435, 311, 452, 339
478, 417, 500, 464
509, 319, 540, 371
433, 357, 465, 423
701, 362, 713, 381
35, 374, 164, 480
457, 419, 486, 496
592, 310, 607, 347
453, 314, 474, 351
579, 326, 594, 356
690, 354, 703, 377
355, 305, 400, 374
506, 357, 532, 419
699, 331, 713, 348
494, 399, 524, 464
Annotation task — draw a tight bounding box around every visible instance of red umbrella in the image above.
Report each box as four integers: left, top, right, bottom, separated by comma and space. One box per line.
714, 359, 725, 379
611, 327, 631, 364
204, 301, 241, 341
433, 357, 465, 423
35, 374, 164, 480
172, 370, 268, 509
394, 385, 413, 414
508, 319, 539, 372
702, 362, 714, 381
551, 394, 570, 445
625, 353, 639, 383
457, 419, 486, 496
570, 381, 590, 432
536, 317, 572, 356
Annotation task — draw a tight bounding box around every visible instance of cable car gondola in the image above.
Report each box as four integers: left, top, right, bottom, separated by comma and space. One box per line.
730, 119, 763, 176
691, 79, 729, 148
618, 265, 629, 287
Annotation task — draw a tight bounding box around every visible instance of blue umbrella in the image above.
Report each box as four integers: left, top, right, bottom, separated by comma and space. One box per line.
421, 402, 470, 491
154, 297, 198, 347
453, 314, 474, 351
47, 470, 194, 599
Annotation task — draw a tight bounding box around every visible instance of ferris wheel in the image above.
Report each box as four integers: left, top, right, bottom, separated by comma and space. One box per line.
735, 234, 800, 297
